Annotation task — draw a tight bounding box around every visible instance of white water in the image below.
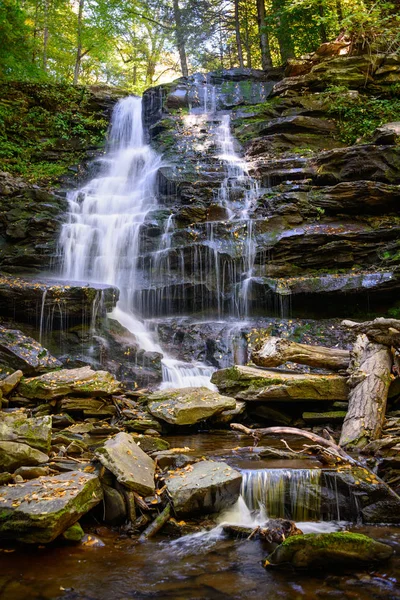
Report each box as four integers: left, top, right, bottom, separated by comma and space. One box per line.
60, 96, 215, 389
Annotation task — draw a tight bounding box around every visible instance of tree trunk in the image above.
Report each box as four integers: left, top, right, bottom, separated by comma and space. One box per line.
271, 0, 295, 63
256, 0, 272, 69
317, 0, 328, 43
339, 335, 393, 449
234, 0, 244, 68
173, 0, 189, 77
342, 318, 400, 348
42, 0, 49, 71
73, 0, 84, 85
336, 0, 343, 24
243, 1, 252, 68
252, 337, 349, 371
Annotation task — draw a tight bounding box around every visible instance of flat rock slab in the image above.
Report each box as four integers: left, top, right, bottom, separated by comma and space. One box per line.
0, 413, 52, 453
0, 471, 102, 544
0, 327, 61, 376
264, 532, 393, 569
95, 432, 155, 496
0, 274, 119, 322
57, 397, 116, 418
17, 366, 121, 400
212, 365, 348, 402
147, 387, 236, 425
165, 460, 242, 516
0, 440, 49, 472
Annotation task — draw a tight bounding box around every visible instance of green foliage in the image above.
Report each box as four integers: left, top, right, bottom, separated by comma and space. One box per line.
0, 83, 108, 184
322, 87, 400, 144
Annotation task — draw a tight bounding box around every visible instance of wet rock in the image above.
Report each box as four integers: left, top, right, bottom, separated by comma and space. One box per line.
164, 460, 242, 516
147, 387, 236, 425
302, 411, 346, 424
62, 522, 85, 542
0, 413, 51, 453
154, 450, 197, 470
0, 441, 48, 471
321, 467, 400, 523
211, 400, 246, 424
17, 366, 121, 400
0, 471, 102, 543
223, 519, 302, 543
0, 274, 118, 326
0, 370, 22, 396
95, 432, 155, 496
57, 397, 116, 418
0, 327, 61, 376
130, 434, 170, 454
212, 365, 348, 402
264, 532, 393, 569
102, 484, 127, 525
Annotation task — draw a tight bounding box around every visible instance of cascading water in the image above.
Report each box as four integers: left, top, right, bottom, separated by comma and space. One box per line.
59, 96, 215, 389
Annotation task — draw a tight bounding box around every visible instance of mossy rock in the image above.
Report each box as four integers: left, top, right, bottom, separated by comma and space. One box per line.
264, 532, 393, 569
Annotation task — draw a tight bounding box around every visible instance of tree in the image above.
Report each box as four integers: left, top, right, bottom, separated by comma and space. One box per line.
256, 0, 272, 69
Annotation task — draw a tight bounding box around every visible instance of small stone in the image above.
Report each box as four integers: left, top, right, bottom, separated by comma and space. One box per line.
62, 522, 85, 542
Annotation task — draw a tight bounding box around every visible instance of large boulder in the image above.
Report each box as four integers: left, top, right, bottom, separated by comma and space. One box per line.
17, 366, 121, 400
164, 460, 242, 516
0, 471, 102, 543
147, 387, 236, 425
264, 532, 393, 569
95, 432, 155, 496
0, 370, 23, 396
0, 327, 61, 376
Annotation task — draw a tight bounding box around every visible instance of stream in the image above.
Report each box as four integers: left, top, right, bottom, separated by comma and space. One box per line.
1, 433, 399, 599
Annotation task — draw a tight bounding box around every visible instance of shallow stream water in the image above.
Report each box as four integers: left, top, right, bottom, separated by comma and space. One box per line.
1, 432, 399, 600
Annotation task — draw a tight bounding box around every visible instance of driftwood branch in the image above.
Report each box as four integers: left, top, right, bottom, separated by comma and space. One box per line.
342, 318, 400, 348
252, 337, 349, 371
339, 334, 393, 449
138, 504, 171, 542
230, 423, 353, 463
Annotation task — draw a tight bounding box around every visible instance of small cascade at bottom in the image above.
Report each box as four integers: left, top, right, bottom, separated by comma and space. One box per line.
240, 469, 322, 522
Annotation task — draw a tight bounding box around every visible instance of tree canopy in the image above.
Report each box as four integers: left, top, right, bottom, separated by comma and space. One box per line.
1, 0, 399, 92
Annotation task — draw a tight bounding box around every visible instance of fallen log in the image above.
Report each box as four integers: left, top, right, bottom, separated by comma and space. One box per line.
138, 504, 171, 542
230, 423, 353, 465
342, 318, 400, 348
211, 365, 348, 401
252, 337, 349, 371
339, 334, 393, 449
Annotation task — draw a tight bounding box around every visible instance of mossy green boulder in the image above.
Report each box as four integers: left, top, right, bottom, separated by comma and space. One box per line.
17, 366, 121, 400
264, 532, 393, 569
147, 387, 236, 425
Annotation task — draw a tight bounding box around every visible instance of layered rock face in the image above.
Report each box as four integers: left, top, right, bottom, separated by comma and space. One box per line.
139, 58, 400, 325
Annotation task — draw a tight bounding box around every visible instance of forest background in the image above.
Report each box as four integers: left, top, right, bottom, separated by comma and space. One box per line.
1, 0, 400, 94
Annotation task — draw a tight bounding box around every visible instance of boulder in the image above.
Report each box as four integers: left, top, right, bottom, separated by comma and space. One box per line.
164, 460, 242, 516
147, 387, 236, 425
371, 122, 400, 145
17, 366, 121, 400
0, 413, 52, 453
264, 532, 393, 569
0, 441, 49, 472
0, 327, 61, 376
57, 397, 116, 418
0, 471, 102, 543
130, 434, 170, 454
211, 365, 348, 402
95, 432, 155, 496
0, 370, 22, 395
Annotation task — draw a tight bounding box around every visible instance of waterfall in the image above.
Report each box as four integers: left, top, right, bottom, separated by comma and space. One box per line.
240, 469, 322, 522
59, 96, 215, 390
